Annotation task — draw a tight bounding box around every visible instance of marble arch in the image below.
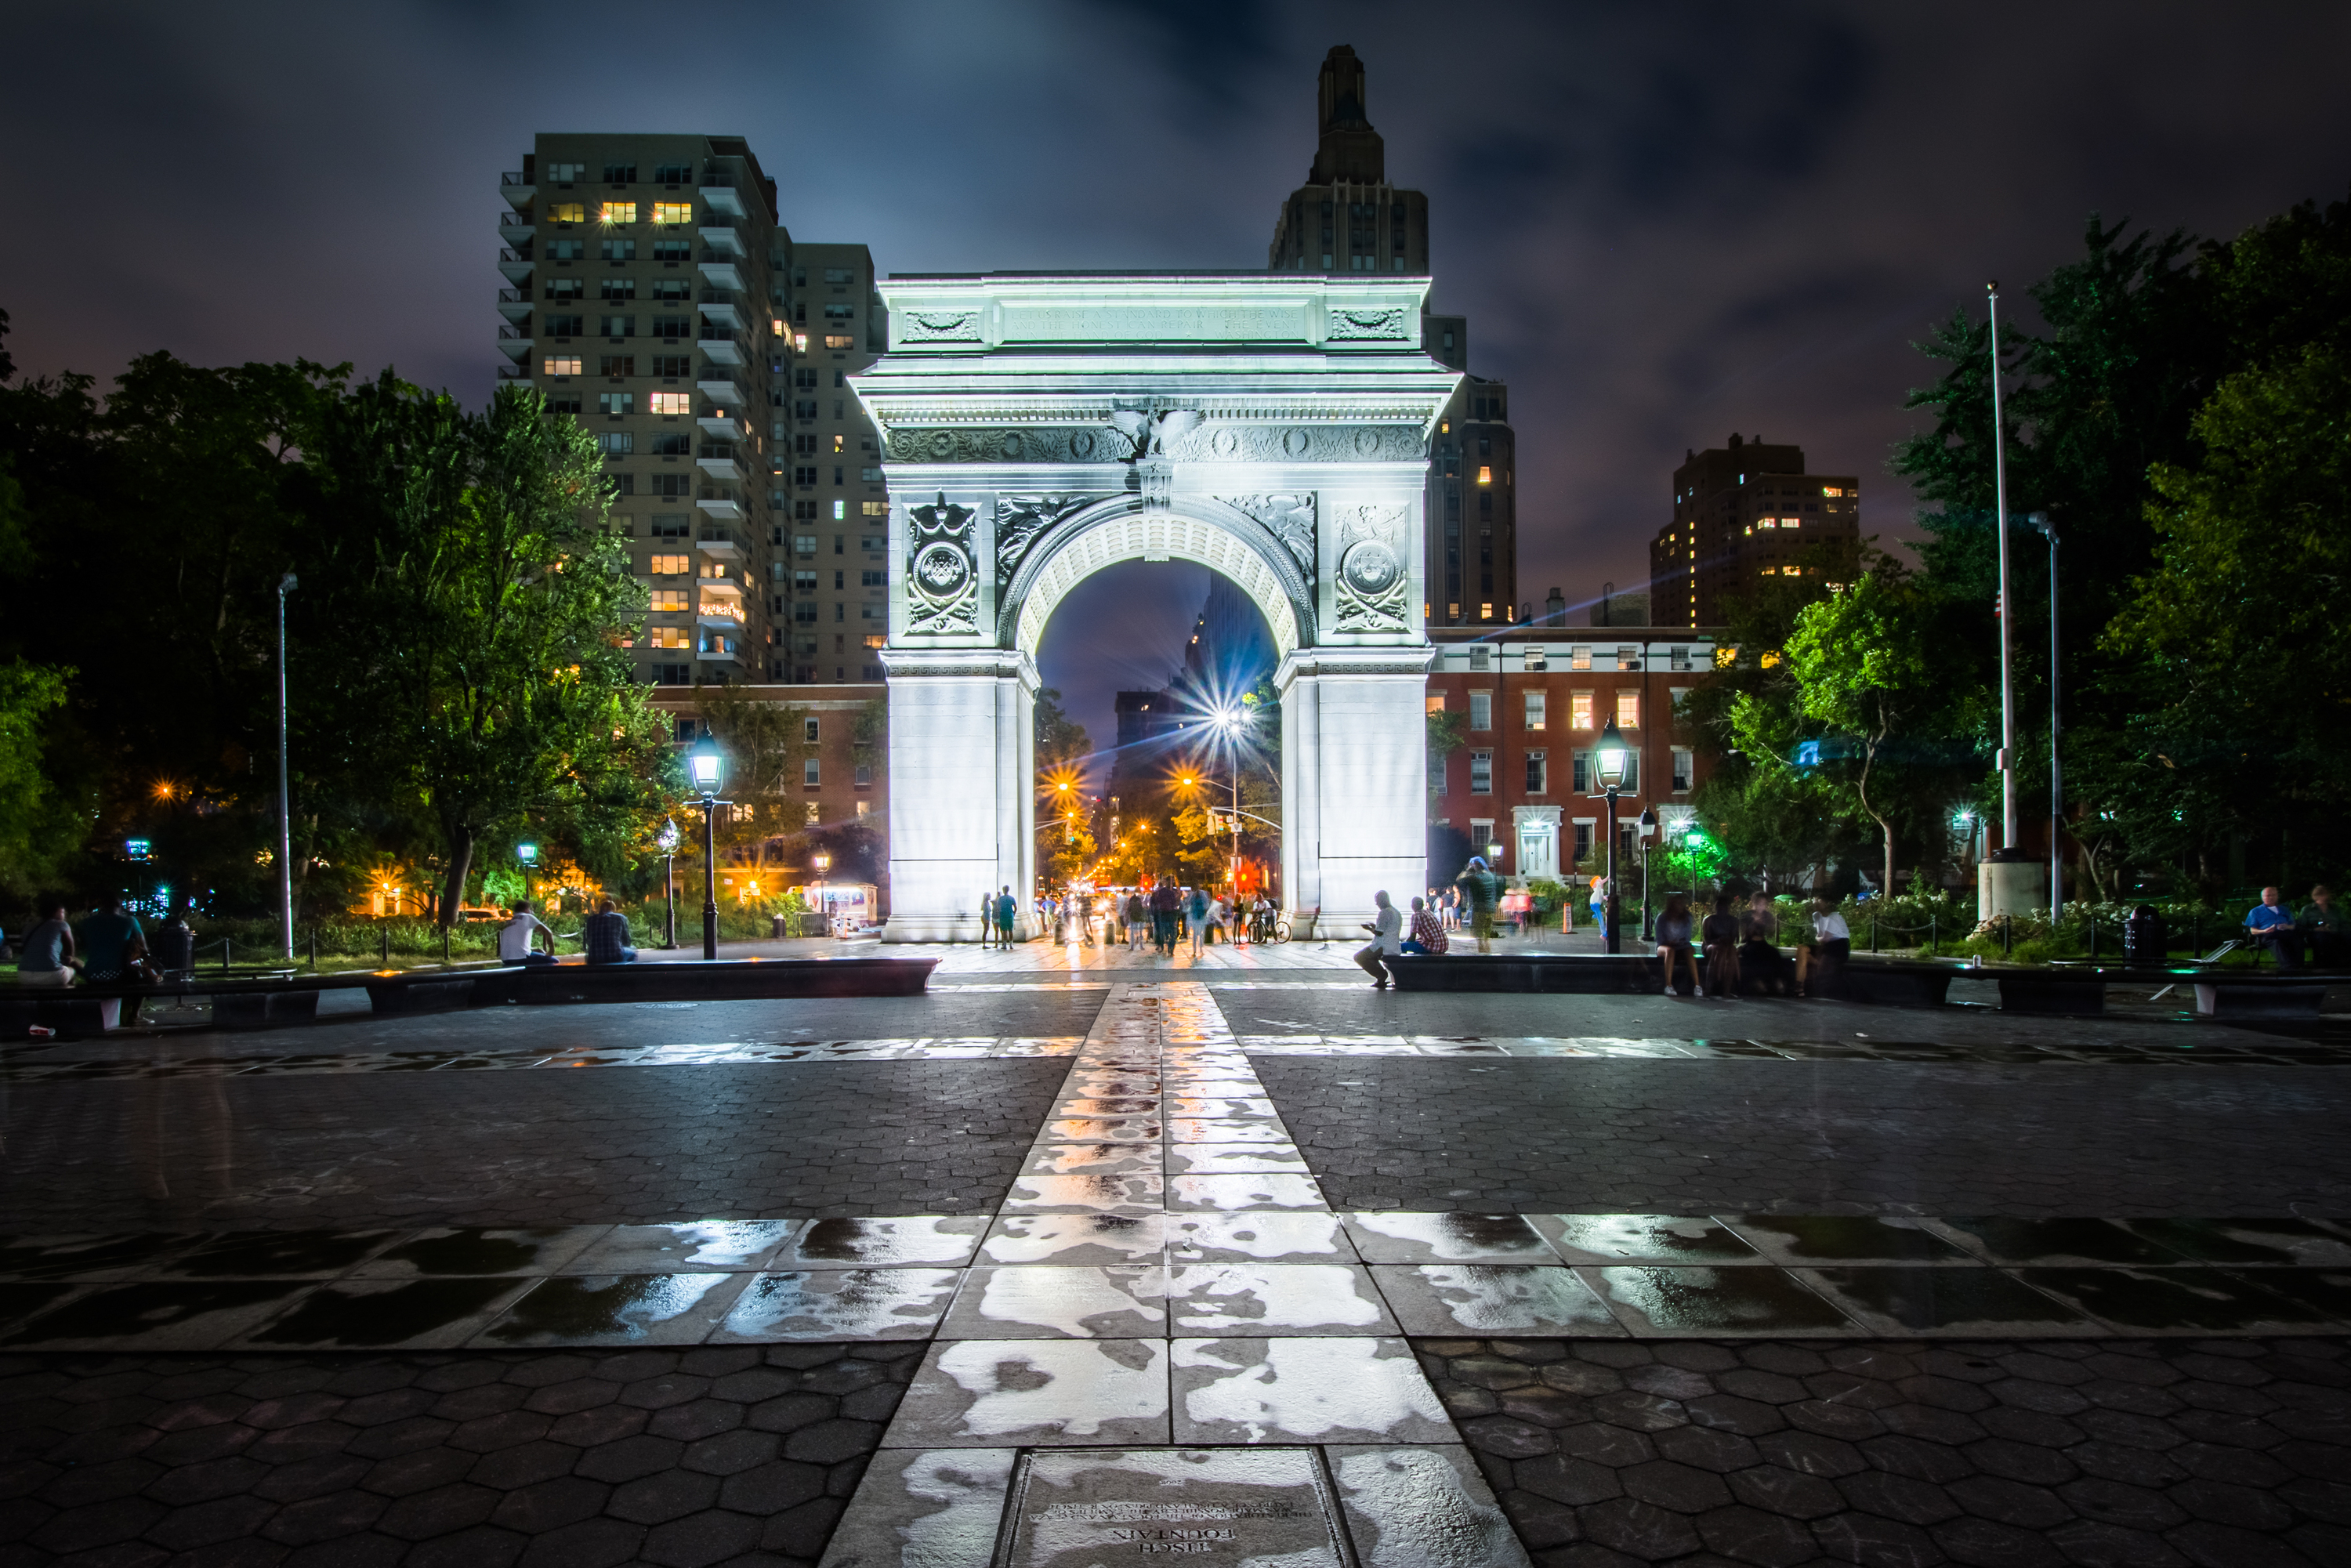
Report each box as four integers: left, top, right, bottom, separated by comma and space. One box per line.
853, 273, 1459, 942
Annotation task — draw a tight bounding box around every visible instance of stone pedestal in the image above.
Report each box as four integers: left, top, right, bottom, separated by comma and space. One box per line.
881, 647, 1038, 943
1978, 856, 2047, 923
1278, 647, 1434, 932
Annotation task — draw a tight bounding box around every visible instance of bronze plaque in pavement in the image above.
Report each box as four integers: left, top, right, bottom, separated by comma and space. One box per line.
994, 1447, 1354, 1566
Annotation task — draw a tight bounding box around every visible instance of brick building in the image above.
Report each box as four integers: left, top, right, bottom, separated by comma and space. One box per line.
1424, 625, 1722, 885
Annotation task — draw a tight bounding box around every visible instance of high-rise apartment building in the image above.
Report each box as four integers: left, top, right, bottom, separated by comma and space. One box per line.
770, 242, 889, 684
499, 136, 781, 685
1649, 435, 1860, 628
498, 136, 889, 686
1266, 46, 1516, 628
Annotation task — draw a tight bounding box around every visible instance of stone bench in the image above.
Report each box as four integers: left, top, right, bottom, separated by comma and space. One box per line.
1384, 954, 1666, 994
460, 956, 938, 1007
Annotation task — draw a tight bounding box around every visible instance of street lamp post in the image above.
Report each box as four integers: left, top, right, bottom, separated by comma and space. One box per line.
657, 818, 679, 949
1638, 807, 1658, 940
276, 572, 297, 961
687, 738, 729, 960
516, 841, 538, 905
2023, 512, 2061, 923
1596, 718, 1630, 954
1212, 709, 1244, 905
813, 852, 831, 938
1987, 282, 2019, 853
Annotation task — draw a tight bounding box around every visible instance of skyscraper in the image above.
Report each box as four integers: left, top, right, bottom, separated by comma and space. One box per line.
1649, 435, 1861, 628
500, 136, 780, 686
498, 136, 889, 688
1265, 46, 1517, 628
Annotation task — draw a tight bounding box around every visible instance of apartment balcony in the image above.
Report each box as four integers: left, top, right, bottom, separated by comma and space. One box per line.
698, 179, 746, 218
696, 253, 744, 291
697, 329, 746, 366
697, 411, 750, 440
496, 288, 531, 324
696, 444, 744, 482
696, 492, 744, 521
695, 372, 743, 404
697, 533, 744, 563
694, 641, 743, 663
496, 326, 533, 363
498, 212, 534, 245
697, 594, 745, 628
500, 171, 536, 208
697, 297, 742, 330
699, 222, 744, 256
497, 248, 534, 284
495, 360, 531, 380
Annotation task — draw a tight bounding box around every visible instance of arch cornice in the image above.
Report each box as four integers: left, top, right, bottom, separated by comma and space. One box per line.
998, 496, 1315, 657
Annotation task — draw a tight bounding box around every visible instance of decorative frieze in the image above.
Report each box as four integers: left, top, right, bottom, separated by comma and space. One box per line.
1222, 494, 1318, 581
1332, 503, 1410, 634
904, 492, 979, 636
882, 422, 1424, 465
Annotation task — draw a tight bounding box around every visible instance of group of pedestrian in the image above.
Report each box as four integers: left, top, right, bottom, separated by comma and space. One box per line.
1651, 891, 1842, 998
2243, 885, 2348, 971
1355, 856, 1499, 986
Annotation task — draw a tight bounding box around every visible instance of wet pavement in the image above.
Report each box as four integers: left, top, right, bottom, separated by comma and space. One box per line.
3, 954, 2349, 1563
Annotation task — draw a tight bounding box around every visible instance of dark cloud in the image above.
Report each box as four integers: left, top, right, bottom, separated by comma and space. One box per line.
5, 0, 2348, 654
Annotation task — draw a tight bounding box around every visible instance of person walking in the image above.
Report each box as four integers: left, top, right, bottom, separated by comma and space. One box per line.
1150, 880, 1180, 956
1186, 885, 1210, 958
1455, 856, 1502, 954
1654, 893, 1700, 996
1125, 889, 1147, 952
994, 886, 1019, 950
1354, 890, 1404, 987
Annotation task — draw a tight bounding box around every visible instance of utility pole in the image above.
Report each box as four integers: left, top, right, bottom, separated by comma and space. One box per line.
276, 573, 298, 961
1987, 283, 2017, 851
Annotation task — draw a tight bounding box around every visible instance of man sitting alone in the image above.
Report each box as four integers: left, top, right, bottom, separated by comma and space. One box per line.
584, 898, 638, 965
498, 900, 560, 967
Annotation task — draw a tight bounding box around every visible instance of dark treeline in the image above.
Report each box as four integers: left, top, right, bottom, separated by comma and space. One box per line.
1690, 194, 2351, 904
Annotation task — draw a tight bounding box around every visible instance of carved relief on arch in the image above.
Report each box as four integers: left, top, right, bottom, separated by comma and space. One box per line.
904, 492, 979, 636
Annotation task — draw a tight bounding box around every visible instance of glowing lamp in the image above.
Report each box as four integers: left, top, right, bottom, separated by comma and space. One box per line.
688, 737, 726, 795
516, 843, 538, 865
1595, 718, 1630, 790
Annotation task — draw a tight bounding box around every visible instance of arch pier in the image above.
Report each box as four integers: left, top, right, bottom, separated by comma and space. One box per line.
853, 273, 1459, 942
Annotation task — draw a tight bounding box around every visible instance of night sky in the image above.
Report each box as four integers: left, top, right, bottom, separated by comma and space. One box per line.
5, 2, 2346, 744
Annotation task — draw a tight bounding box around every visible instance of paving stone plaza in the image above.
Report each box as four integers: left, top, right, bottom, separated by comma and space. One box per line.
4, 940, 2351, 1566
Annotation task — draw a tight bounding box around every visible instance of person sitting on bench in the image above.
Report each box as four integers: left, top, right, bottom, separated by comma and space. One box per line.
1795, 898, 1850, 997
583, 898, 639, 965
498, 900, 560, 967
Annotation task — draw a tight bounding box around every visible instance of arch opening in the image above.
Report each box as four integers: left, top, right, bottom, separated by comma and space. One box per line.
1006, 502, 1307, 661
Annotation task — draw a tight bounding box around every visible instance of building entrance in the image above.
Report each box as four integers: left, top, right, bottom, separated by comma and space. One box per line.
853, 273, 1458, 940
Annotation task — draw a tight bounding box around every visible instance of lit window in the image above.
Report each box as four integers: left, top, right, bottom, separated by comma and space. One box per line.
832, 434, 845, 453
546, 201, 585, 225
1714, 647, 1739, 668
600, 201, 637, 224
647, 626, 689, 649
804, 802, 820, 825
1570, 693, 1594, 730
650, 588, 687, 612
831, 501, 846, 520
542, 357, 581, 376
1476, 466, 1493, 485
1524, 692, 1546, 730
824, 335, 855, 349
649, 391, 689, 415
860, 501, 886, 517
650, 554, 690, 575
1425, 694, 1447, 715
864, 634, 886, 649
1616, 693, 1640, 730
1571, 645, 1592, 671
1479, 603, 1494, 620
651, 201, 692, 226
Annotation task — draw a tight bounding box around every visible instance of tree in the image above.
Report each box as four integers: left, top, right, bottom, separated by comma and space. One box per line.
0, 659, 78, 893
1034, 686, 1090, 772
2103, 344, 2351, 876
694, 683, 812, 888
1761, 569, 1985, 899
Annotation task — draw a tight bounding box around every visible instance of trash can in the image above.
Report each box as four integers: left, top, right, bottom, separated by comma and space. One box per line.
771, 914, 789, 940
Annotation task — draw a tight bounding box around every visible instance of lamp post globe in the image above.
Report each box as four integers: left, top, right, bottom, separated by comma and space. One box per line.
1596, 718, 1629, 954
687, 738, 729, 960
813, 852, 831, 937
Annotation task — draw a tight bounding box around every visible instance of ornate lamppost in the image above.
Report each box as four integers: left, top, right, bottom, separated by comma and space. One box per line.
1596, 718, 1630, 954
657, 818, 679, 949
687, 738, 729, 960
813, 852, 831, 938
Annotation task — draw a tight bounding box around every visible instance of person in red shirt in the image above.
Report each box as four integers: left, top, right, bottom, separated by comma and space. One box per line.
1402, 896, 1448, 955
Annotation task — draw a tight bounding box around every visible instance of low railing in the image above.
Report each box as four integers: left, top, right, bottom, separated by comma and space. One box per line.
498, 248, 531, 267
501, 171, 531, 187
496, 324, 528, 340
498, 288, 524, 305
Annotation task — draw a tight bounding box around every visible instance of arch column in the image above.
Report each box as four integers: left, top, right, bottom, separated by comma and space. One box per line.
878, 646, 1039, 943
1277, 646, 1436, 931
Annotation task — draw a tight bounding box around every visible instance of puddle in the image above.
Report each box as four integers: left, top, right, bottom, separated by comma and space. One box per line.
1346, 1213, 1554, 1263
478, 1272, 736, 1344
714, 1268, 960, 1340
250, 1276, 520, 1346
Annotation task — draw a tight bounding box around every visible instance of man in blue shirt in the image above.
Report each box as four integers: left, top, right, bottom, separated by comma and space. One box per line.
2244, 887, 2302, 970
